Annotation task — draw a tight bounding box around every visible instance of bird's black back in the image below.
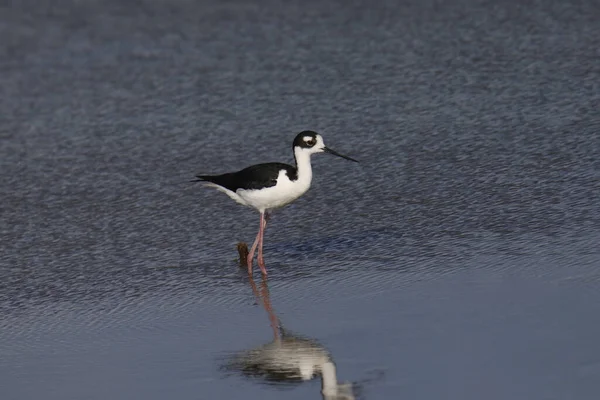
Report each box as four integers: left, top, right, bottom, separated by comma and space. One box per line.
195, 163, 298, 192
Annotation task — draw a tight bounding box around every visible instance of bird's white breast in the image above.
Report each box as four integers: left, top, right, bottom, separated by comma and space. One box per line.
237, 169, 311, 212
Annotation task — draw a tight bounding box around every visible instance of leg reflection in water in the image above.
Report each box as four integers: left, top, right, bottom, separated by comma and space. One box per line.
223, 275, 356, 400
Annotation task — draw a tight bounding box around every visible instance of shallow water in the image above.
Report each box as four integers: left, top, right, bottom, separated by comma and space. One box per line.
1, 0, 599, 399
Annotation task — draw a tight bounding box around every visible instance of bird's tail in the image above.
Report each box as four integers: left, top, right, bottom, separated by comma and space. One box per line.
190, 174, 232, 191
190, 175, 212, 183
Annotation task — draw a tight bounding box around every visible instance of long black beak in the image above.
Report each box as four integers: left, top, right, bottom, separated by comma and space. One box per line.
323, 147, 359, 162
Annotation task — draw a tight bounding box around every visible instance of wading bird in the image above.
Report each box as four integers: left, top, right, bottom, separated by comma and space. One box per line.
192, 130, 358, 275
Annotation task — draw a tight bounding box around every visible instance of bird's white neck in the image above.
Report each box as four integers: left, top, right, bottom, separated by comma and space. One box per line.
294, 147, 313, 184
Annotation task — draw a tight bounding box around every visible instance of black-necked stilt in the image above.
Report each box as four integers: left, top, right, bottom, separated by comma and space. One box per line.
192, 130, 358, 275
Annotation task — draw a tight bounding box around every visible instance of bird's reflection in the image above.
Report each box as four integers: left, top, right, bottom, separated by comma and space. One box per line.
223, 276, 356, 400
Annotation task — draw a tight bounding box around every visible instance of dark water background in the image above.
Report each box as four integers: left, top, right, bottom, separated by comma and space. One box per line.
1, 0, 599, 399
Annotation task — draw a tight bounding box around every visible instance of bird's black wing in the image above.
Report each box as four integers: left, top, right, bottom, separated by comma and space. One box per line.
193, 163, 297, 192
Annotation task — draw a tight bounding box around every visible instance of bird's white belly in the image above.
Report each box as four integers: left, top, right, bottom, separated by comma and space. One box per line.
237, 170, 311, 212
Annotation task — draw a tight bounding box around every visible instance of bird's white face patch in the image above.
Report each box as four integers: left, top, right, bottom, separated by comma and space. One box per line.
294, 134, 326, 156
303, 136, 317, 146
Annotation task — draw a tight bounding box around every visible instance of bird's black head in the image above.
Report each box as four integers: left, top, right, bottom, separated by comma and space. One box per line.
292, 130, 358, 162
292, 130, 320, 149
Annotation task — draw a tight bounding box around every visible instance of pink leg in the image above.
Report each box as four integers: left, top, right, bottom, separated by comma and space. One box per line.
246, 229, 261, 274
257, 212, 268, 275
247, 212, 267, 275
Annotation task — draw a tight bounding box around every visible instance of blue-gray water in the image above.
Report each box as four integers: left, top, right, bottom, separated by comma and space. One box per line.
1, 0, 599, 399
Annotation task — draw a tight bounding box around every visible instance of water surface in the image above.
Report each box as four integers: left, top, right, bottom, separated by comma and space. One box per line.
1, 0, 599, 399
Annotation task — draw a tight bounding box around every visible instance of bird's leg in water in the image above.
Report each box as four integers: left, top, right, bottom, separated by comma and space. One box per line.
257, 211, 268, 275
248, 212, 268, 274
247, 212, 269, 275
246, 235, 258, 274
247, 212, 264, 274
